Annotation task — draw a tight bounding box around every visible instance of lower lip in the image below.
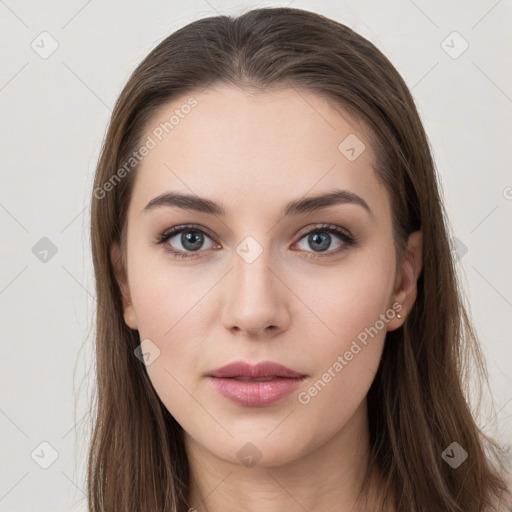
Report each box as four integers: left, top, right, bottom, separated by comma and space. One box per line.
208, 376, 305, 407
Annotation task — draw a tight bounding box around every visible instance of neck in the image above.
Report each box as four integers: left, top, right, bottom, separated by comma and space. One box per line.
184, 400, 393, 512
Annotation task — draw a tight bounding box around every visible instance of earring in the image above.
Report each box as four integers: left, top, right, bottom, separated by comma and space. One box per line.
397, 313, 402, 319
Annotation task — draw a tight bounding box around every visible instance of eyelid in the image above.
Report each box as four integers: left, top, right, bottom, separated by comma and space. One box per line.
159, 223, 216, 241
294, 223, 353, 240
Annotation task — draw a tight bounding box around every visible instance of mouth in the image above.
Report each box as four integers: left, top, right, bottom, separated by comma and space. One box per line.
206, 361, 307, 407
207, 360, 306, 379
227, 376, 279, 382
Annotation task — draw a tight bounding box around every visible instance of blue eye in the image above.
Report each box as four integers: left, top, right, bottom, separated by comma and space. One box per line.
293, 224, 356, 256
155, 225, 217, 258
154, 223, 356, 259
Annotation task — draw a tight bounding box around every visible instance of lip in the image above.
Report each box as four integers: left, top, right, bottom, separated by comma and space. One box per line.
208, 361, 305, 379
206, 361, 307, 407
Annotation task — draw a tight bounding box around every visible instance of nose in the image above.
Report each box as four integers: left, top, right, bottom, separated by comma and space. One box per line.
220, 244, 291, 339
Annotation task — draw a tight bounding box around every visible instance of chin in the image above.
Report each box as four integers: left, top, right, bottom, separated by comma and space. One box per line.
193, 425, 318, 469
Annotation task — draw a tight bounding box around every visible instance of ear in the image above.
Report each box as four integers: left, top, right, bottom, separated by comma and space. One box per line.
386, 230, 423, 332
110, 243, 138, 330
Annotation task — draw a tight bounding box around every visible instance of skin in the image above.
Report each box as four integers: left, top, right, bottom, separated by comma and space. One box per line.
111, 84, 423, 512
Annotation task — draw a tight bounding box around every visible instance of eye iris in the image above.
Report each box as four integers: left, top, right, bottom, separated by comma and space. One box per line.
182, 231, 204, 251
309, 232, 331, 252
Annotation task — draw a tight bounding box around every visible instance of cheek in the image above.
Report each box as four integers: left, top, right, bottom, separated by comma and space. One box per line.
127, 240, 206, 340
126, 246, 215, 413
291, 247, 395, 408
293, 244, 396, 348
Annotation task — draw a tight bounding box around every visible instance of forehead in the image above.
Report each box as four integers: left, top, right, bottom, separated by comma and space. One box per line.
129, 85, 389, 222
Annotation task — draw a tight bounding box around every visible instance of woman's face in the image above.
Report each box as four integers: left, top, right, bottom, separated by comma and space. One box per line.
112, 85, 421, 468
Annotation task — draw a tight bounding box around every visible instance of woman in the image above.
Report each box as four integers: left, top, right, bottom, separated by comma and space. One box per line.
88, 6, 511, 511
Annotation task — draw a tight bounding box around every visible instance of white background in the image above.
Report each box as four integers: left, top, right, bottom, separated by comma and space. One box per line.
1, 1, 511, 510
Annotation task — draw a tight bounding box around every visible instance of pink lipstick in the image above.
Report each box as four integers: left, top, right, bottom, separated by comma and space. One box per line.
207, 361, 306, 407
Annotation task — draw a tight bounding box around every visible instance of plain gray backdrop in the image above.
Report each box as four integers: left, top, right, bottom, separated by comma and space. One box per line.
1, 1, 511, 510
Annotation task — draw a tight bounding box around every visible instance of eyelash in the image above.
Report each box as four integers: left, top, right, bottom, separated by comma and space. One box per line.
153, 223, 357, 259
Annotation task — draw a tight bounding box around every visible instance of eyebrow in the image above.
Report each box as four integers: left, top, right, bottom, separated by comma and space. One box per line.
143, 189, 373, 219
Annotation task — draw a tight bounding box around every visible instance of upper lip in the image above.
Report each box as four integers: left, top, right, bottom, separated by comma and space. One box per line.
207, 361, 306, 379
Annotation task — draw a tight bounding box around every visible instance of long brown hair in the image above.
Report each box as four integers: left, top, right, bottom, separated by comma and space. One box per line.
87, 7, 510, 511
